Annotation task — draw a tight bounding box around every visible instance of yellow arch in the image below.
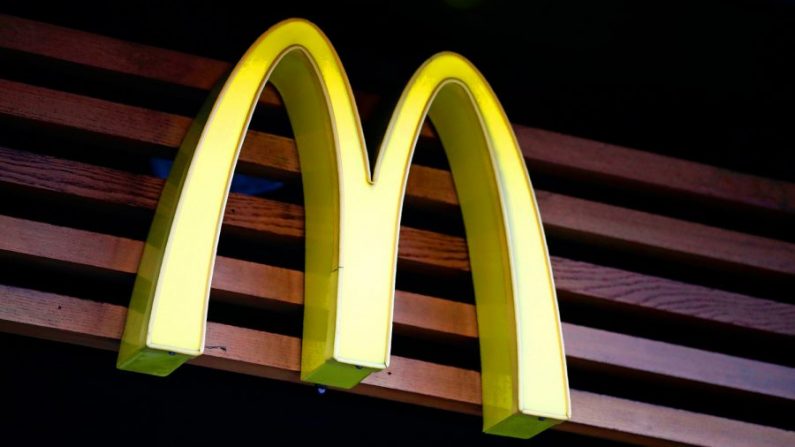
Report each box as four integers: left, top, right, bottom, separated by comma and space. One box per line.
117, 18, 569, 438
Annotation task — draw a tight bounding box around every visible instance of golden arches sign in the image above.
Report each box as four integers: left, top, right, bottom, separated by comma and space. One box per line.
117, 19, 569, 438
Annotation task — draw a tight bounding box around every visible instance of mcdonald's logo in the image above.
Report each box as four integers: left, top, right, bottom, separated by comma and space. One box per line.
116, 18, 570, 439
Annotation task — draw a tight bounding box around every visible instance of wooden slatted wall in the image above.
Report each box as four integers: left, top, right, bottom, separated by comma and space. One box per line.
0, 14, 793, 446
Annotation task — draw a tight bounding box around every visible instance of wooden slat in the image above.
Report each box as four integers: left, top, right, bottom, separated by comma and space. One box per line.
1, 81, 794, 279
0, 14, 282, 106
549, 256, 795, 337
1, 284, 792, 447
1, 213, 793, 401
1, 145, 793, 337
2, 13, 793, 218
512, 126, 795, 217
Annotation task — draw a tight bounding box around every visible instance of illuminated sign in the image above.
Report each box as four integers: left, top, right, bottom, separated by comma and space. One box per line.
116, 19, 569, 438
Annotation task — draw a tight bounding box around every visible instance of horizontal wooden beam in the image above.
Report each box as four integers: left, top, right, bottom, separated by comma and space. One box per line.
1, 284, 792, 447
1, 81, 794, 279
2, 13, 793, 219
1, 213, 792, 401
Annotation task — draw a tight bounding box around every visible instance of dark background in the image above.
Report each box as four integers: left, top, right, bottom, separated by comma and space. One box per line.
2, 1, 793, 445
3, 332, 630, 445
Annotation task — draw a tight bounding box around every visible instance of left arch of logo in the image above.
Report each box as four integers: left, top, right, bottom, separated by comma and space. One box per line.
116, 18, 569, 438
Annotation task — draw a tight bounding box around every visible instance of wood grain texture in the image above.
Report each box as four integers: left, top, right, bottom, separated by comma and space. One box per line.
1, 284, 793, 447
512, 126, 795, 217
549, 256, 795, 337
2, 13, 793, 218
1, 145, 794, 337
1, 81, 794, 278
1, 213, 792, 401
